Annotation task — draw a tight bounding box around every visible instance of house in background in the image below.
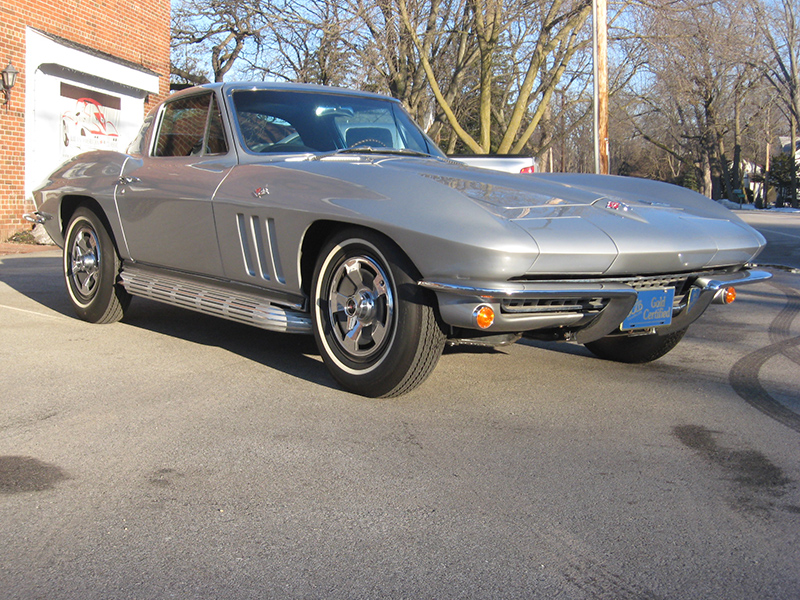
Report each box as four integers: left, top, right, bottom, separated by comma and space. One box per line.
0, 0, 170, 241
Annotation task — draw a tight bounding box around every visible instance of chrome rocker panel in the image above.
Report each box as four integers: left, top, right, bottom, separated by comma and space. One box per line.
119, 264, 312, 334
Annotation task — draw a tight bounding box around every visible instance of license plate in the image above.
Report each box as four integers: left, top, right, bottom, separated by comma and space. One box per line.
622, 287, 675, 330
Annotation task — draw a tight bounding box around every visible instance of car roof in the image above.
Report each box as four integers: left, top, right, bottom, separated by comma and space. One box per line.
170, 81, 399, 104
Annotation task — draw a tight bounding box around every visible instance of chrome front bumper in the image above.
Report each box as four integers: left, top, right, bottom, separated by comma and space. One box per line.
23, 211, 53, 225
419, 269, 772, 343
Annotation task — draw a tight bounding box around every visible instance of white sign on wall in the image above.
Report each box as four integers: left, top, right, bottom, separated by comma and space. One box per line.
25, 27, 160, 199
59, 83, 122, 157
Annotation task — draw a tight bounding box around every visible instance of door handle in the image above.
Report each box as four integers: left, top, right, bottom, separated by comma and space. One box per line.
117, 176, 140, 185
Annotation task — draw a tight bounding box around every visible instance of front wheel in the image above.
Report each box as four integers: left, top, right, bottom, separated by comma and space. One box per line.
311, 229, 445, 397
63, 207, 131, 323
584, 328, 688, 364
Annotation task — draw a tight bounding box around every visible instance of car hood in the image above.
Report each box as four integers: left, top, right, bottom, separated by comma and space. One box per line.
373, 159, 766, 276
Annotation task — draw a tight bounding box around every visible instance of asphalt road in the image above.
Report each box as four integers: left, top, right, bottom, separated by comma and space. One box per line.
739, 209, 800, 270
1, 220, 799, 599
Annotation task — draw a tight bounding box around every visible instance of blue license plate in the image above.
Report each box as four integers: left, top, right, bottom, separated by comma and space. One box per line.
622, 287, 675, 330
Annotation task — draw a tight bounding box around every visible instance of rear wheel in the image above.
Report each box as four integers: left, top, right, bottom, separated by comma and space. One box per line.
584, 328, 688, 364
311, 229, 445, 397
63, 207, 130, 323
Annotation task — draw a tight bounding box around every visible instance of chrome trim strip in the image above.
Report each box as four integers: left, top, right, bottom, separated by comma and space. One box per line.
420, 268, 771, 299
695, 269, 772, 290
652, 269, 772, 335
237, 213, 256, 276
119, 265, 311, 334
266, 217, 285, 283
418, 279, 638, 300
114, 157, 133, 258
501, 301, 601, 314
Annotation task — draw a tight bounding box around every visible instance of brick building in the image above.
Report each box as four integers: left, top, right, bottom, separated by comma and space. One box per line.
0, 0, 170, 241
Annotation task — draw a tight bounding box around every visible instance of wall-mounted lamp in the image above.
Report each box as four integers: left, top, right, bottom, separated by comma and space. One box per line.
1, 62, 20, 106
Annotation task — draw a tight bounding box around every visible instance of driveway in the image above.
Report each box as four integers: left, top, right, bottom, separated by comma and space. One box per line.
1, 240, 798, 599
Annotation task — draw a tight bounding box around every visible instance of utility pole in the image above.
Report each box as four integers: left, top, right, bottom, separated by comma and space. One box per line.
593, 0, 609, 174
764, 99, 771, 209
792, 107, 798, 208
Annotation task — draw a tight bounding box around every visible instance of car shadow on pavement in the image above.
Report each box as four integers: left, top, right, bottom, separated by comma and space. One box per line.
0, 253, 340, 393
122, 297, 338, 391
0, 253, 75, 317
1, 253, 597, 391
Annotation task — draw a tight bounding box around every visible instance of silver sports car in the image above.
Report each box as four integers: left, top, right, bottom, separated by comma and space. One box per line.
30, 82, 770, 397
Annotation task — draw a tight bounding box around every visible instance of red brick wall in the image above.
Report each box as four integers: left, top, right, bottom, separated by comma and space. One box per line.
0, 0, 170, 240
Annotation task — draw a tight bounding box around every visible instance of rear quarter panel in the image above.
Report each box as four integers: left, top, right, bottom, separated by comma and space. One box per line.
33, 151, 127, 250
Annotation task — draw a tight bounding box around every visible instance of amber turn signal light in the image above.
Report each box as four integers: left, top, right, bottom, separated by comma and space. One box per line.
474, 305, 495, 329
721, 286, 736, 304
713, 286, 737, 304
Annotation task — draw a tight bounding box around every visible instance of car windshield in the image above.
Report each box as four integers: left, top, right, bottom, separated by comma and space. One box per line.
230, 89, 444, 158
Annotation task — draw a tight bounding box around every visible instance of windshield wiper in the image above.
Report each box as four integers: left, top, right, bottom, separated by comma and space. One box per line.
320, 147, 433, 158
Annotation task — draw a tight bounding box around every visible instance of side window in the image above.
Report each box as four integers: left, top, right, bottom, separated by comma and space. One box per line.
154, 92, 228, 157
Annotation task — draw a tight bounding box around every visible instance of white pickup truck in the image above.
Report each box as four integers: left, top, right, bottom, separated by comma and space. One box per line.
449, 154, 537, 174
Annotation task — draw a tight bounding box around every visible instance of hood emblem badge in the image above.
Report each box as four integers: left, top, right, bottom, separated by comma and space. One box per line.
253, 186, 270, 198
605, 200, 631, 212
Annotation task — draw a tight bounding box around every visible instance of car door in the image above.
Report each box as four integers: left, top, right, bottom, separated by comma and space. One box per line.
116, 90, 233, 277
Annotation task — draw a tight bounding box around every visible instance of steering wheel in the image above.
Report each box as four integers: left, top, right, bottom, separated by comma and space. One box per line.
348, 139, 387, 149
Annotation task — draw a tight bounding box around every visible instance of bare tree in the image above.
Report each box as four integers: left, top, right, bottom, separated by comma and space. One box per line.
348, 0, 477, 130
239, 1, 360, 86
624, 0, 768, 199
752, 0, 800, 207
171, 0, 272, 84
396, 0, 592, 154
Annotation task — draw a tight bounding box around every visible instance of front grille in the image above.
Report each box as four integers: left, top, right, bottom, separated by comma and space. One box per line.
502, 297, 609, 314
625, 274, 690, 294
500, 272, 700, 316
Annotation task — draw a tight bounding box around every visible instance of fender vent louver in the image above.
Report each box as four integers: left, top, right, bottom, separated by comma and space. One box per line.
237, 213, 285, 284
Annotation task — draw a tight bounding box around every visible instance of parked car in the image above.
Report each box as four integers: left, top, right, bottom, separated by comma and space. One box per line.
30, 82, 770, 397
450, 154, 537, 174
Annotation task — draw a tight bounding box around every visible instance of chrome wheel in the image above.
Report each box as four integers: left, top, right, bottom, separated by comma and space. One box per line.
68, 224, 101, 302
63, 207, 130, 323
311, 229, 445, 397
327, 256, 394, 360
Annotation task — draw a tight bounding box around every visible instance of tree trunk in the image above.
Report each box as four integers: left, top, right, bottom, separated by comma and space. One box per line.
732, 96, 742, 191
701, 152, 713, 199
